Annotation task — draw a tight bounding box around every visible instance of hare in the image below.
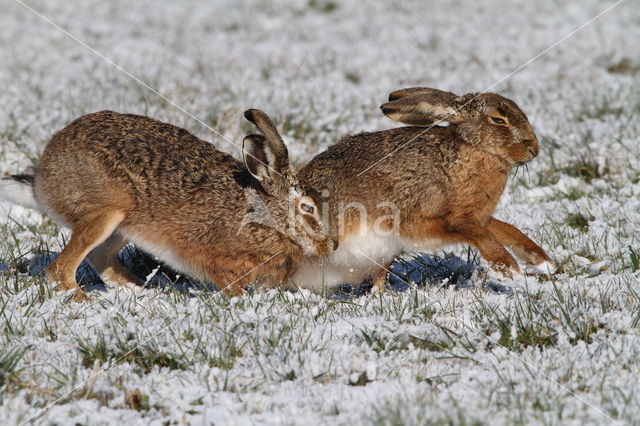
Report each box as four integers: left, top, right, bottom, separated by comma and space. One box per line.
293, 87, 554, 291
0, 109, 334, 300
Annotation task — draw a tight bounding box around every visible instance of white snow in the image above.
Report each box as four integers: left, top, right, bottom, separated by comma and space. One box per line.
1, 0, 640, 425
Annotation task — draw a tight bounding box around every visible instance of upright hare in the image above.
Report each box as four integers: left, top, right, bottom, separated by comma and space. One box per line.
295, 87, 554, 290
1, 109, 333, 300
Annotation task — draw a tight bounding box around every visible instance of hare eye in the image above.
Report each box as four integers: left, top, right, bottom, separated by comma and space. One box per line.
491, 116, 507, 125
300, 203, 315, 214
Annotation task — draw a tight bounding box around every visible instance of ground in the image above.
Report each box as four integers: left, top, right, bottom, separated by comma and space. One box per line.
1, 0, 640, 424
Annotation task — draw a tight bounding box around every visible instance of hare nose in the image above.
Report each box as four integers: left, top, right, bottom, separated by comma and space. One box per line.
331, 237, 339, 251
527, 145, 539, 158
522, 139, 539, 156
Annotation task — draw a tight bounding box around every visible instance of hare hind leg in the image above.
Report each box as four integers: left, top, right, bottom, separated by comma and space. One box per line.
88, 233, 144, 287
47, 211, 125, 296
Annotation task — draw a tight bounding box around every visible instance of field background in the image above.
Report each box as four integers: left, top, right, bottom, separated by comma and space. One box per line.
1, 0, 640, 424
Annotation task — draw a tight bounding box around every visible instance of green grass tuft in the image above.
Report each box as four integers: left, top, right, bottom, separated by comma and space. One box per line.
78, 336, 186, 374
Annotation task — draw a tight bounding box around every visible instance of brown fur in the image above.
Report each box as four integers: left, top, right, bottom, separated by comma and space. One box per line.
17, 109, 332, 299
300, 88, 552, 286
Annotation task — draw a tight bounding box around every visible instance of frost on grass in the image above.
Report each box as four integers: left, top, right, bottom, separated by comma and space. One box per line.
1, 0, 640, 424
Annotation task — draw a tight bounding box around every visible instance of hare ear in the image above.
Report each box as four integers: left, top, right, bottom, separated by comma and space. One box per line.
387, 87, 456, 102
381, 88, 462, 126
387, 87, 459, 102
243, 134, 274, 182
244, 109, 289, 172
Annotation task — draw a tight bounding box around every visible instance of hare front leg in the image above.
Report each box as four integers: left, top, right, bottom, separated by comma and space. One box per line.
203, 261, 247, 297
88, 233, 145, 287
445, 220, 522, 278
47, 211, 125, 301
487, 218, 555, 273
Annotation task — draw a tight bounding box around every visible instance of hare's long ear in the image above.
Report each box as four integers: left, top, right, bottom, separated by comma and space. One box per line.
244, 109, 289, 172
243, 134, 274, 182
387, 87, 457, 102
381, 88, 462, 126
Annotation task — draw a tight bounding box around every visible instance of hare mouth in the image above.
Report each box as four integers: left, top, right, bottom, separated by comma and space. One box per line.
516, 147, 537, 165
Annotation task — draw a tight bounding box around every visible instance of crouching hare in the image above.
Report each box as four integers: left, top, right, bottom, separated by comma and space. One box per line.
0, 109, 333, 300
295, 87, 554, 291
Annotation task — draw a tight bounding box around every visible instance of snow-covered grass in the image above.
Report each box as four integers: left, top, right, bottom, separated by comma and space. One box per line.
1, 0, 640, 424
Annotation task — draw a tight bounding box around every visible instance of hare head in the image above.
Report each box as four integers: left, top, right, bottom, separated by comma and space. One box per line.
242, 109, 333, 256
381, 88, 539, 167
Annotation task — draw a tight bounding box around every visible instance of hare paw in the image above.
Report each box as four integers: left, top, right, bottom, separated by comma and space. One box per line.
488, 264, 524, 280
526, 260, 556, 275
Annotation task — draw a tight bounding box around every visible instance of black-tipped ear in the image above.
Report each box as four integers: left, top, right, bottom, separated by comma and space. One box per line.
381, 88, 463, 126
244, 109, 289, 171
243, 109, 264, 126
243, 134, 274, 182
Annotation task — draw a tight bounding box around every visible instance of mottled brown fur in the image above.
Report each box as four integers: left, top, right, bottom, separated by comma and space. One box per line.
300, 88, 552, 288
22, 109, 332, 298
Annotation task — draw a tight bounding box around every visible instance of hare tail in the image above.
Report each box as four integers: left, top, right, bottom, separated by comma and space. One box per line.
0, 174, 40, 210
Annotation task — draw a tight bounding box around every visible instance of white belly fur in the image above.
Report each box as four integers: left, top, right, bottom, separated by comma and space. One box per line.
125, 233, 207, 283
291, 229, 445, 291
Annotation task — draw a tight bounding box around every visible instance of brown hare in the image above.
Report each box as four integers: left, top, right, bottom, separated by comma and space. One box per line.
0, 109, 334, 300
294, 87, 554, 291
